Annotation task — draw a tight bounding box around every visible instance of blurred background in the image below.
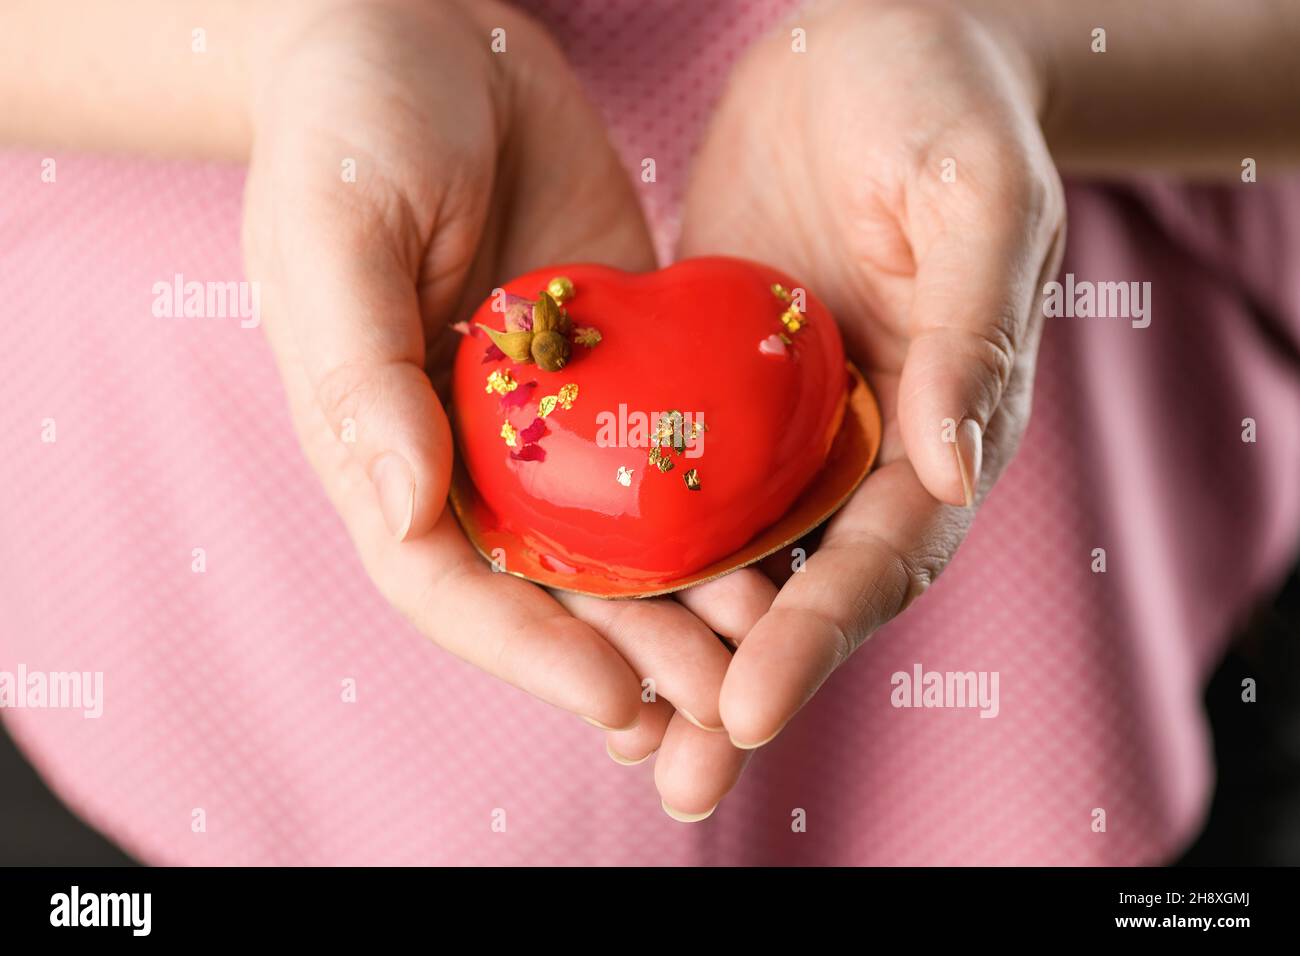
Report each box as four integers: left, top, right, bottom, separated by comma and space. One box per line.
3, 560, 1297, 867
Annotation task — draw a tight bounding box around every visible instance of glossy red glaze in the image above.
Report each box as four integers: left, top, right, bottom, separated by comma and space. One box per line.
451, 257, 847, 587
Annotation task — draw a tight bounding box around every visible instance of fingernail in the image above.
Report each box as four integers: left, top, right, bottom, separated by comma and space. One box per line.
606, 740, 653, 766
370, 453, 415, 541
662, 800, 716, 824
677, 708, 725, 733
582, 714, 639, 732
953, 418, 983, 508
729, 727, 782, 750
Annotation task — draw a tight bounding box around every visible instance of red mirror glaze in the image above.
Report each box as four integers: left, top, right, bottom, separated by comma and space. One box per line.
451, 257, 848, 589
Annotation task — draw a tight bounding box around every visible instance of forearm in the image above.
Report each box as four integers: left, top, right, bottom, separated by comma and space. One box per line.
0, 1, 288, 159
967, 0, 1300, 174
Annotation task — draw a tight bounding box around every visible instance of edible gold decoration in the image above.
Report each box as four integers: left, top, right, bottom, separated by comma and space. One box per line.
573, 326, 602, 348
546, 276, 575, 305
771, 284, 792, 303
653, 411, 680, 449
500, 421, 518, 448
647, 410, 707, 486
780, 306, 805, 334
536, 384, 577, 419
485, 369, 518, 395
616, 466, 633, 487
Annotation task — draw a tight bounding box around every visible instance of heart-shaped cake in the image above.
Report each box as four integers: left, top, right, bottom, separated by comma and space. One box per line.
449, 256, 880, 597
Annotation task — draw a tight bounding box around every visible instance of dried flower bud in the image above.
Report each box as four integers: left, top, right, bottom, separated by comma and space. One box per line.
501, 293, 535, 332
533, 292, 563, 334
530, 330, 570, 371
476, 324, 533, 363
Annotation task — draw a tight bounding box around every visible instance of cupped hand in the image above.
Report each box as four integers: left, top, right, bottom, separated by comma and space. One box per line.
680, 0, 1065, 751
242, 0, 766, 816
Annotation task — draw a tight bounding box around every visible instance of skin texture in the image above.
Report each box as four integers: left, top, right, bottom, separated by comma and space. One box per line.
240, 0, 772, 813
2, 0, 1299, 822
678, 1, 1066, 791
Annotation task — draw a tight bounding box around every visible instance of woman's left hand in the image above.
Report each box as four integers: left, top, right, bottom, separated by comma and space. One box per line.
675, 0, 1066, 786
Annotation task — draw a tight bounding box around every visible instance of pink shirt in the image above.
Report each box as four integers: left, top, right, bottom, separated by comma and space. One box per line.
2, 0, 1299, 864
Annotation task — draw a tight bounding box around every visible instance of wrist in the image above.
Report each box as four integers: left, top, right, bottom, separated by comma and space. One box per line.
245, 0, 490, 138
957, 1, 1055, 128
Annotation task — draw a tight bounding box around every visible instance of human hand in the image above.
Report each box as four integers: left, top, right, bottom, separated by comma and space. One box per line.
242, 0, 771, 813
679, 0, 1065, 760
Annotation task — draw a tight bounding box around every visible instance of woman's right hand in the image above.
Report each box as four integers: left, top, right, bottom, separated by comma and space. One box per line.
244, 0, 768, 813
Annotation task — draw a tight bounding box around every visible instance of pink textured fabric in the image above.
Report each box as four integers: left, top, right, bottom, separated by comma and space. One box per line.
3, 0, 1300, 865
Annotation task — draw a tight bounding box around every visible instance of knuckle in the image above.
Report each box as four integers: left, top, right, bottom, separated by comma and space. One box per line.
970, 322, 1018, 394
896, 547, 944, 611
848, 533, 947, 627
314, 362, 378, 435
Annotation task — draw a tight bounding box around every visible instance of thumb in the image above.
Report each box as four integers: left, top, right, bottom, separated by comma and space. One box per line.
897, 221, 1057, 508
278, 206, 452, 542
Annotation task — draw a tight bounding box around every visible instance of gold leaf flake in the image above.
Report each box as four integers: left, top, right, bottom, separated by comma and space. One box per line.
616, 466, 633, 487
684, 468, 701, 491
546, 276, 575, 305
557, 383, 579, 409
780, 306, 805, 334
537, 395, 559, 418
486, 369, 518, 395
771, 284, 792, 303
500, 421, 518, 448
648, 446, 674, 473
573, 326, 602, 348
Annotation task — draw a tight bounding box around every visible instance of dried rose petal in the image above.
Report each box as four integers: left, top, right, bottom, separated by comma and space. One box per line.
482, 343, 507, 363
518, 417, 547, 444
502, 293, 535, 332
511, 443, 546, 462
499, 380, 537, 411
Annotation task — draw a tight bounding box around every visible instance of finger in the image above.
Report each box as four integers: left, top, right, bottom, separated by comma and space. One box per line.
270, 189, 456, 544
605, 697, 674, 765
655, 713, 752, 822
373, 509, 644, 730
674, 568, 777, 645
553, 592, 732, 731
280, 351, 645, 729
898, 168, 1062, 508
721, 458, 965, 748
758, 529, 825, 590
